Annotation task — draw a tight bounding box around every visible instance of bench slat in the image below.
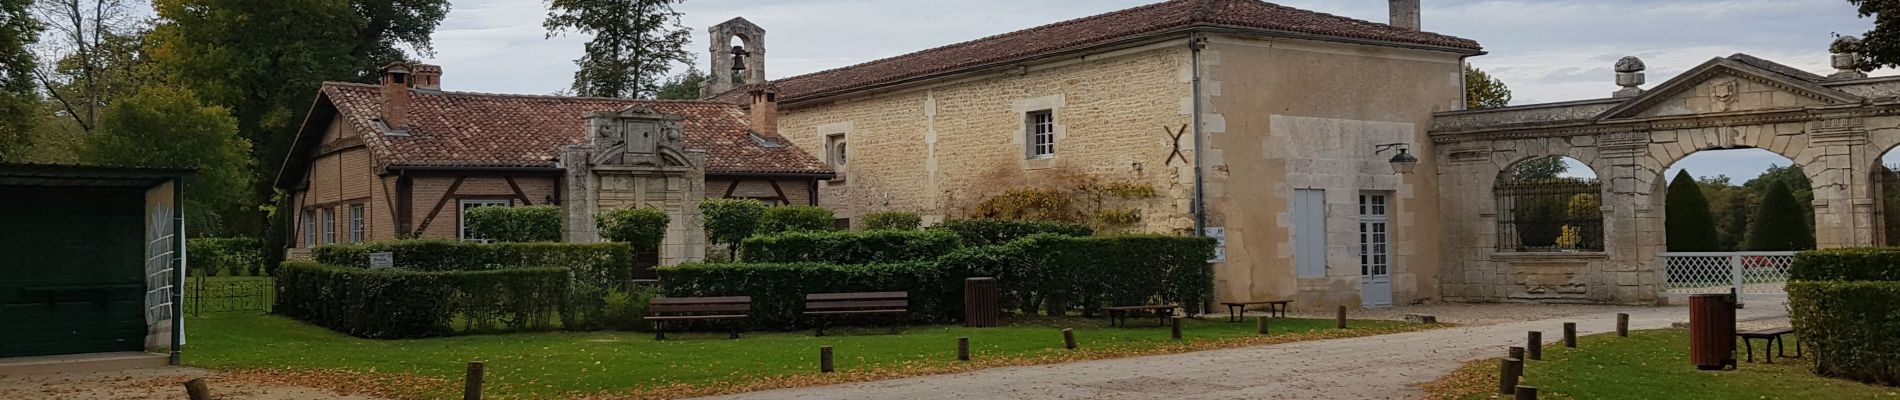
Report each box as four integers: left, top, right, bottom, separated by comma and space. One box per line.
1740, 327, 1794, 336
651, 296, 750, 305
651, 304, 751, 313
1102, 304, 1179, 311
807, 292, 908, 301
807, 300, 908, 310
645, 314, 749, 321
805, 310, 908, 316
1221, 300, 1292, 306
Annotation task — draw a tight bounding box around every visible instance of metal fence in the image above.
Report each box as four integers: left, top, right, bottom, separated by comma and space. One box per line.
1662, 252, 1795, 300
1496, 178, 1603, 252
186, 277, 274, 316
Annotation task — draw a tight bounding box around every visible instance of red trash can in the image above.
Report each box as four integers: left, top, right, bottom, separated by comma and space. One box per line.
1689, 293, 1736, 370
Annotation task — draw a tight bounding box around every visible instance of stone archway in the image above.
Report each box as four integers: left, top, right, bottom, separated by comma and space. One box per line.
1428, 54, 1899, 304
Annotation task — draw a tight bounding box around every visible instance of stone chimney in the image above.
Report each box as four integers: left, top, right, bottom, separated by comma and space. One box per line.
1613, 56, 1646, 98
378, 63, 412, 134
1830, 36, 1868, 80
749, 85, 779, 137
1389, 0, 1420, 31
410, 64, 443, 90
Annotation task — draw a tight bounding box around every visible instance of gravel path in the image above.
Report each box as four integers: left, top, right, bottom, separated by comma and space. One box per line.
702, 303, 1789, 400
0, 368, 388, 400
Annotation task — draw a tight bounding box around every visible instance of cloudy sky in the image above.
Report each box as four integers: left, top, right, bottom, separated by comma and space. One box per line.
422, 0, 1883, 181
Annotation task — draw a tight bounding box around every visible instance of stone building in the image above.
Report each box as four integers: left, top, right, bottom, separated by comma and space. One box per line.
704, 0, 1482, 308
276, 64, 832, 263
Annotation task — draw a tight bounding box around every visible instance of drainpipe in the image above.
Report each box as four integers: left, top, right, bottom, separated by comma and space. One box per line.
1190, 34, 1208, 237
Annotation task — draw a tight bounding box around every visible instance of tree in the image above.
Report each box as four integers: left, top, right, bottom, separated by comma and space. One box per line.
1847, 0, 1900, 69
544, 0, 692, 99
656, 66, 706, 100
700, 198, 765, 260
0, 0, 39, 162
1507, 156, 1569, 181
1465, 64, 1511, 109
30, 0, 146, 133
81, 86, 254, 235
1745, 163, 1814, 228
1744, 182, 1815, 251
346, 0, 452, 80
1666, 170, 1720, 251
1697, 175, 1752, 251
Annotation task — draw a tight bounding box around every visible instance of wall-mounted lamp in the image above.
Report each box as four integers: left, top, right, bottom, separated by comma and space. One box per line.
1375, 143, 1418, 174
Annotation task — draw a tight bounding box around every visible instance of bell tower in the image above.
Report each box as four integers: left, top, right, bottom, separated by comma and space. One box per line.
703, 17, 767, 98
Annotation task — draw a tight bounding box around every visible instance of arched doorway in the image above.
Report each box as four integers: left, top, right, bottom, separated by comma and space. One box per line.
1654, 146, 1810, 302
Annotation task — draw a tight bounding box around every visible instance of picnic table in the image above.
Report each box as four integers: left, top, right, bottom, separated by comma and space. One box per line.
1737, 326, 1800, 363
1220, 299, 1292, 322
1102, 304, 1179, 327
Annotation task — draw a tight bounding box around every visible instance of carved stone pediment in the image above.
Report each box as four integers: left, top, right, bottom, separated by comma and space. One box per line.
1595, 57, 1862, 121
585, 105, 692, 168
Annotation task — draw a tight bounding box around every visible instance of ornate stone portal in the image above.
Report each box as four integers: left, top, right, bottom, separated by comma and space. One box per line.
562, 106, 708, 266
1431, 53, 1900, 304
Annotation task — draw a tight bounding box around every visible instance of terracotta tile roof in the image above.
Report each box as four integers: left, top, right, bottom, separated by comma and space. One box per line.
713, 0, 1481, 103
318, 82, 831, 175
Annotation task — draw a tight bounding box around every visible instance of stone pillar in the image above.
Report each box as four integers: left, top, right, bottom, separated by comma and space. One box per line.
1807, 117, 1877, 248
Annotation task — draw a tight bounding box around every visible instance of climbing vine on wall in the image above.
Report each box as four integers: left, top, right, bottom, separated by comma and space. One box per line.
957, 164, 1162, 233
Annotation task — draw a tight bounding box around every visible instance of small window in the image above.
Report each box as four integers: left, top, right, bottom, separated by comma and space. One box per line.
1026, 110, 1055, 158
301, 209, 316, 248
349, 204, 366, 243
460, 199, 512, 241
320, 208, 337, 245
826, 134, 847, 168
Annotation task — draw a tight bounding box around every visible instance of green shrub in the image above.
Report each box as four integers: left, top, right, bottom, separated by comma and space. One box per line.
938, 234, 1215, 315
274, 262, 570, 338
1666, 170, 1719, 251
701, 198, 766, 259
657, 261, 957, 329
600, 286, 659, 331
463, 205, 563, 243
1788, 281, 1900, 386
760, 206, 834, 233
930, 219, 1093, 246
597, 208, 669, 252
188, 237, 265, 276
740, 229, 961, 264
863, 211, 922, 230
1791, 248, 1900, 281
1746, 183, 1815, 250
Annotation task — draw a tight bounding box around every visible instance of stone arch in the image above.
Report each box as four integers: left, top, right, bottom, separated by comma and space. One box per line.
1494, 155, 1605, 253
1645, 146, 1811, 252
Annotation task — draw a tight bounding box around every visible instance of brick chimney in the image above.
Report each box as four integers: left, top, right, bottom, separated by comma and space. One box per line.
749, 85, 779, 137
1389, 0, 1420, 31
379, 63, 412, 134
410, 64, 443, 90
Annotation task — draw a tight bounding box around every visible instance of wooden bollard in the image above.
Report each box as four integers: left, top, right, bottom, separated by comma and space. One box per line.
1170, 316, 1183, 340
820, 346, 835, 373
183, 378, 211, 400
1508, 346, 1525, 361
1616, 313, 1629, 337
957, 337, 970, 361
1336, 306, 1348, 329
1515, 385, 1539, 400
463, 361, 484, 400
1062, 328, 1078, 350
1497, 358, 1523, 395
1257, 316, 1270, 335
1528, 331, 1543, 360
1563, 322, 1577, 348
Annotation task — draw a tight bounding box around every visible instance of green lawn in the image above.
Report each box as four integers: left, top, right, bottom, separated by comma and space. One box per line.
186, 313, 1420, 399
1425, 329, 1899, 399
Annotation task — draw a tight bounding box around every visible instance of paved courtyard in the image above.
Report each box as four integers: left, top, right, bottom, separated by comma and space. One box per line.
702, 302, 1789, 400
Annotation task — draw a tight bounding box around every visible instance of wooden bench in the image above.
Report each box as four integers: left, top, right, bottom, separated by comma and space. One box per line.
1220, 300, 1293, 322
1102, 304, 1179, 327
804, 292, 908, 336
646, 296, 751, 340
1737, 326, 1800, 363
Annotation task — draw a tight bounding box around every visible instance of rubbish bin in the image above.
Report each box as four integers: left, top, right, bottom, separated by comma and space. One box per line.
964, 277, 999, 327
1689, 293, 1736, 370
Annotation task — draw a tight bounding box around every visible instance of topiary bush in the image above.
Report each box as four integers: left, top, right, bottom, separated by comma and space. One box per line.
1746, 183, 1815, 251
657, 261, 958, 329
464, 205, 564, 243
759, 205, 834, 233
274, 261, 570, 338
187, 237, 265, 276
740, 229, 961, 264
1787, 248, 1900, 386
596, 207, 669, 252
930, 218, 1093, 246
862, 211, 922, 231
1666, 170, 1719, 251
701, 198, 766, 259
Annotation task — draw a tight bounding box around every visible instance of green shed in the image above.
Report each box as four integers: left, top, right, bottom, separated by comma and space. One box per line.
0, 164, 189, 363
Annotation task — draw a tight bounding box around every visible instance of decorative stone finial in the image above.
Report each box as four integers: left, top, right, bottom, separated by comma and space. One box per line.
1830, 35, 1868, 80
1613, 56, 1646, 98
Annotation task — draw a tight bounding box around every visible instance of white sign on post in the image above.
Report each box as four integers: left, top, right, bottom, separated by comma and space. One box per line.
368, 252, 395, 269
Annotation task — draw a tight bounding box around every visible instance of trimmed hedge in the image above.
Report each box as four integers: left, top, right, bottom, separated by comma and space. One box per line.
938, 234, 1216, 315
187, 237, 265, 276
596, 207, 669, 251
311, 240, 637, 329
657, 262, 956, 329
760, 206, 834, 233
463, 205, 563, 243
1791, 248, 1900, 281
275, 261, 570, 338
930, 219, 1093, 246
1788, 248, 1900, 386
740, 229, 961, 264
863, 211, 922, 231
